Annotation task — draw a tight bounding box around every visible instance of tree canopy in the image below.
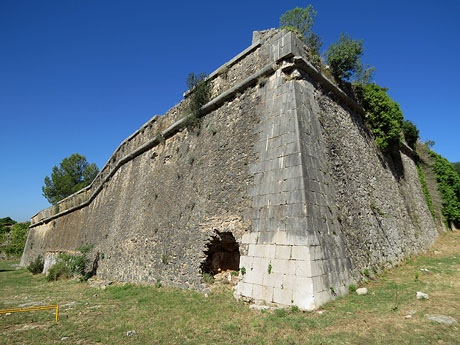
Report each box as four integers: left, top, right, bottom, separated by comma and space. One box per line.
429, 150, 460, 228
42, 153, 99, 204
453, 162, 460, 178
355, 84, 404, 151
279, 5, 322, 65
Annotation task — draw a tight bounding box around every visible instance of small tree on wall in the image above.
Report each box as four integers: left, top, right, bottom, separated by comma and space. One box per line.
280, 5, 322, 66
184, 72, 212, 129
325, 33, 363, 81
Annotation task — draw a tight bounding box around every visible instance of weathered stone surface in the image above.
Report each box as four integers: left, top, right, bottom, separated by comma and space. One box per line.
356, 288, 368, 296
416, 291, 429, 300
22, 29, 439, 311
425, 314, 458, 325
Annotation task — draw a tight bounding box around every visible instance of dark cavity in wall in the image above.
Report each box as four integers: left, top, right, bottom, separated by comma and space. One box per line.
201, 231, 240, 275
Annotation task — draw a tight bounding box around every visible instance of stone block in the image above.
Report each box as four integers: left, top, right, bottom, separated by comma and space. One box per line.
284, 217, 308, 232
315, 290, 332, 306
282, 203, 307, 217
239, 255, 254, 270
271, 258, 294, 275
291, 245, 310, 261
237, 282, 253, 297
252, 256, 271, 271
292, 285, 315, 311
262, 271, 284, 288
311, 275, 328, 293
271, 231, 289, 245
253, 244, 269, 258
273, 287, 293, 306
310, 260, 325, 276
310, 246, 326, 260
252, 284, 274, 302
286, 231, 309, 246
247, 244, 256, 257
275, 245, 292, 260
244, 269, 264, 285
284, 276, 314, 293
295, 260, 312, 277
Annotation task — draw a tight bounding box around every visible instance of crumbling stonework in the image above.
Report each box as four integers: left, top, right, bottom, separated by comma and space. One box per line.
22, 29, 438, 310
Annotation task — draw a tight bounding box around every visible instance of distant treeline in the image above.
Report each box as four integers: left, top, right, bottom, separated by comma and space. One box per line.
0, 217, 30, 258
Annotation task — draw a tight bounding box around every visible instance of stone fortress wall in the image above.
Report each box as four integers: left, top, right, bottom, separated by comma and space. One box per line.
21, 29, 439, 310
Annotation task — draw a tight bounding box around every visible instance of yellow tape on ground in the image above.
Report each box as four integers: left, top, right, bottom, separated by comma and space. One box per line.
0, 304, 59, 322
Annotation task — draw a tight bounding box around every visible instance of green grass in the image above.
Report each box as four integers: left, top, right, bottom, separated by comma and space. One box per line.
1, 231, 460, 344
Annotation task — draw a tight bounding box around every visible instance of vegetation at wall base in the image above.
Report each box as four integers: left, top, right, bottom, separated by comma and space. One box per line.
427, 148, 460, 228
2, 231, 460, 344
26, 255, 44, 274
1, 217, 30, 258
42, 153, 99, 205
47, 251, 90, 282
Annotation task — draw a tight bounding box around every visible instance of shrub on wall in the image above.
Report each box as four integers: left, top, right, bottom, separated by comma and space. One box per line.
279, 5, 322, 66
428, 149, 460, 228
355, 83, 404, 152
185, 72, 212, 129
416, 164, 435, 219
402, 120, 419, 150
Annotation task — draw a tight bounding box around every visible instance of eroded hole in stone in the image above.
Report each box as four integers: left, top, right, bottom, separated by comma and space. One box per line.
201, 231, 240, 275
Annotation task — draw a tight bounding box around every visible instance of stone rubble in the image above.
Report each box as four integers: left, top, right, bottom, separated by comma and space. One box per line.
425, 314, 458, 325
416, 291, 429, 300
356, 288, 368, 296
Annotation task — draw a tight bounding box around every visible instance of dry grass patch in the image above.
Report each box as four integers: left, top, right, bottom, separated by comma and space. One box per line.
1, 231, 459, 344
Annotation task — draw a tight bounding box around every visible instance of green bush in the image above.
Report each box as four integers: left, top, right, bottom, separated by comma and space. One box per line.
47, 261, 72, 281
0, 217, 16, 244
355, 83, 404, 151
27, 255, 44, 274
417, 164, 435, 219
0, 217, 16, 227
5, 222, 29, 257
47, 251, 89, 281
279, 5, 322, 64
202, 272, 215, 284
280, 5, 316, 38
77, 244, 94, 254
185, 72, 212, 129
401, 120, 419, 150
453, 162, 460, 177
325, 33, 363, 81
428, 149, 460, 228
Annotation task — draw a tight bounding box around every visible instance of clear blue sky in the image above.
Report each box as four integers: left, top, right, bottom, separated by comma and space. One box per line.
1, 1, 459, 222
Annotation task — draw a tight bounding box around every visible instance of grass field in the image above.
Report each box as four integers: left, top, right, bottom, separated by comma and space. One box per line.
1, 231, 459, 344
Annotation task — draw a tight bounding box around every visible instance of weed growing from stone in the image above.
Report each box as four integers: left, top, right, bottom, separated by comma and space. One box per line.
184, 72, 212, 130
202, 272, 215, 284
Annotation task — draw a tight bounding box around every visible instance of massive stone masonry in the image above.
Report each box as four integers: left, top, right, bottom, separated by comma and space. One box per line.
22, 29, 438, 310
